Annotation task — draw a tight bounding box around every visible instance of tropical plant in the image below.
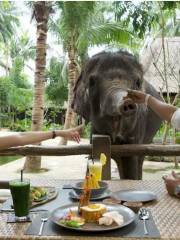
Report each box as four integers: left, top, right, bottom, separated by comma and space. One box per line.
9, 57, 30, 89
46, 57, 68, 106
0, 1, 19, 43
0, 32, 36, 77
0, 1, 19, 75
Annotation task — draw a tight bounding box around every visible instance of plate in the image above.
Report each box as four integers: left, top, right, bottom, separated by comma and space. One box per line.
30, 186, 58, 207
69, 190, 111, 201
112, 190, 157, 202
50, 203, 135, 232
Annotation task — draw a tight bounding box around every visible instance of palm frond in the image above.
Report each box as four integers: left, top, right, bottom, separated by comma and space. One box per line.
78, 22, 135, 49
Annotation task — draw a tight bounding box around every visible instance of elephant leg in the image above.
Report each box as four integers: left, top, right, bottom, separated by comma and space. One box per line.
113, 154, 144, 180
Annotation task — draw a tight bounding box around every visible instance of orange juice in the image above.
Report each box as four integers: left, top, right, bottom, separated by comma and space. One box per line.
88, 161, 102, 181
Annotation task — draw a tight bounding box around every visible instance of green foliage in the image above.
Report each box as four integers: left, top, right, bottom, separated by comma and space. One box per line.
50, 1, 138, 69
9, 87, 33, 111
0, 76, 12, 108
46, 57, 68, 106
162, 1, 178, 10
0, 1, 19, 43
0, 73, 32, 128
114, 1, 179, 39
9, 119, 31, 132
9, 57, 30, 89
78, 22, 134, 49
82, 123, 91, 139
55, 1, 95, 49
114, 1, 158, 39
10, 33, 36, 60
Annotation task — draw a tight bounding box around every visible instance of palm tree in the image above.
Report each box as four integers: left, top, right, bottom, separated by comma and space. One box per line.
24, 1, 53, 172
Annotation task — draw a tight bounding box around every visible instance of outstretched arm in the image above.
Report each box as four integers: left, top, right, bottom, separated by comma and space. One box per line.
127, 90, 177, 122
0, 125, 82, 150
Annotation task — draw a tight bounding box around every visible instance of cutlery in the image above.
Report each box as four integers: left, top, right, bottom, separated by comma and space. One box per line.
38, 213, 49, 236
138, 208, 150, 235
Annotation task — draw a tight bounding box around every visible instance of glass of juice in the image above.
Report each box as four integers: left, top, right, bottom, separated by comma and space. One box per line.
9, 179, 30, 221
88, 160, 102, 181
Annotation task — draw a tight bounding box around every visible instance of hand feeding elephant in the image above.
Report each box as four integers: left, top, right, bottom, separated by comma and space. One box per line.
72, 50, 162, 180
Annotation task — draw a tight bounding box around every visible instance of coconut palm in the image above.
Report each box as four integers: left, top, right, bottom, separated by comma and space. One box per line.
24, 1, 53, 172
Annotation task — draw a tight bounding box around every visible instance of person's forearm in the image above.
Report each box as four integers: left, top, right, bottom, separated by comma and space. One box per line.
0, 131, 54, 150
147, 95, 177, 122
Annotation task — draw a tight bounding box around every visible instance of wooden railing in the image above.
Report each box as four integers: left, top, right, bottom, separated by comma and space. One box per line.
1, 144, 180, 156
0, 135, 180, 180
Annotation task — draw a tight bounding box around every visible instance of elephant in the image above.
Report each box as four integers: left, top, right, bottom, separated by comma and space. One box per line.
72, 50, 162, 179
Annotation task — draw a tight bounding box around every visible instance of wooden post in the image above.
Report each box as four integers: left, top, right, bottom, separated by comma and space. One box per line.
92, 135, 111, 180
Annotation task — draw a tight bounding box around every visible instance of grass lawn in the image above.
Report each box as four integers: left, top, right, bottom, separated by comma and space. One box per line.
0, 156, 21, 165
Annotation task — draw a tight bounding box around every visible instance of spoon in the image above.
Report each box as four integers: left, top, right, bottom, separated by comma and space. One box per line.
138, 208, 150, 235
38, 212, 49, 236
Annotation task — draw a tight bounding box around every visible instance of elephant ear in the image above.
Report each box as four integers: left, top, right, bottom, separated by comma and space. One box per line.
72, 72, 91, 122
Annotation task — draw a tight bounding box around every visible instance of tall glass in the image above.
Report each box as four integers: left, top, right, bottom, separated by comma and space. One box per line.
9, 179, 30, 221
88, 160, 102, 181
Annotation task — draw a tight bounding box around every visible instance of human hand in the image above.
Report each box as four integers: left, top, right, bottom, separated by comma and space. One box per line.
60, 125, 84, 143
126, 90, 146, 104
163, 171, 180, 197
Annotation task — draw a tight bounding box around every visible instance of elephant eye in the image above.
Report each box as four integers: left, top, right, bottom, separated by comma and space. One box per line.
89, 75, 96, 88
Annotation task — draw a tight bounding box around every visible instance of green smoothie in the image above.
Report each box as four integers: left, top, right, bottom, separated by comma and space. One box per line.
9, 179, 30, 218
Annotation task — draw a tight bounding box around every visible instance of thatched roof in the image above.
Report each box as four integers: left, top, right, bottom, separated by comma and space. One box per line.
140, 37, 180, 93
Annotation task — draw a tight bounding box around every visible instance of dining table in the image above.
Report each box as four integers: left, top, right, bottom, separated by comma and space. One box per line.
0, 178, 179, 240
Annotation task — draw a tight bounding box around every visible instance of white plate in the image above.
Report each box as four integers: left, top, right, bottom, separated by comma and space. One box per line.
50, 203, 135, 232
112, 190, 157, 202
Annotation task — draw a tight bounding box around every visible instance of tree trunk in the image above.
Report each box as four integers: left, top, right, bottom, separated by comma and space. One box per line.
24, 2, 50, 172
59, 39, 78, 145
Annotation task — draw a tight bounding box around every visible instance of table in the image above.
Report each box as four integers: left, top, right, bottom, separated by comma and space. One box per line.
0, 179, 179, 240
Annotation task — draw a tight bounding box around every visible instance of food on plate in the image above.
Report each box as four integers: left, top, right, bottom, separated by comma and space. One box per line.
30, 187, 47, 201
99, 211, 124, 226
80, 203, 107, 222
59, 156, 125, 229
59, 209, 85, 228
98, 216, 113, 226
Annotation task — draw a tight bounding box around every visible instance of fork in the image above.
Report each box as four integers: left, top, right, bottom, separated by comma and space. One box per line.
138, 208, 150, 235
38, 215, 48, 236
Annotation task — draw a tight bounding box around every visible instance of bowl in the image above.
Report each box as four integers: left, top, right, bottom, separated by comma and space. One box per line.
72, 181, 108, 198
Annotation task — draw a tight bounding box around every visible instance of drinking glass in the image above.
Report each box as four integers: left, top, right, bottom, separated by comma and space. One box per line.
9, 179, 30, 221
88, 160, 102, 181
